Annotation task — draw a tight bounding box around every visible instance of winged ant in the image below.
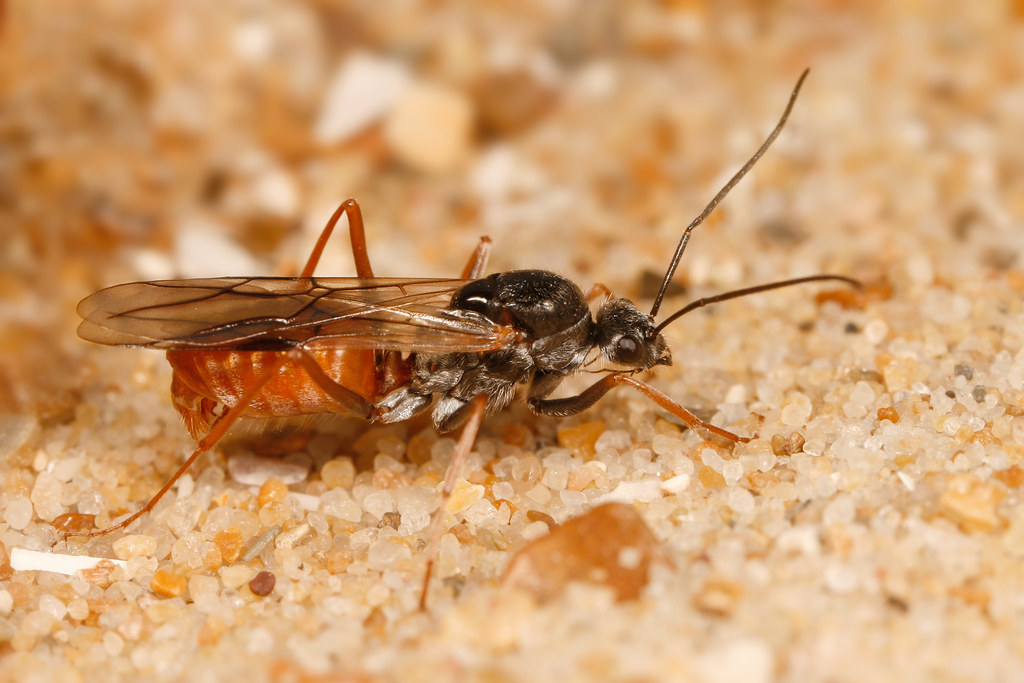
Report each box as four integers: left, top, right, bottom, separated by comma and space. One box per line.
71, 69, 856, 606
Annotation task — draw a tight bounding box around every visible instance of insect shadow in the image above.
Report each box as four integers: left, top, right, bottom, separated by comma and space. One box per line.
70, 69, 856, 606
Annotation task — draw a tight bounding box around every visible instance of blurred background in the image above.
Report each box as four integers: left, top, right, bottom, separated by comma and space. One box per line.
2, 1, 1023, 432
3, 3, 1024, 678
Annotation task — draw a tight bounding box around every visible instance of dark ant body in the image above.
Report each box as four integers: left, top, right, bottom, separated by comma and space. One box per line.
377, 270, 668, 430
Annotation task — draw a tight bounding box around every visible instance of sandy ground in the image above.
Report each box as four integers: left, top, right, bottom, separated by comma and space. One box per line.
2, 2, 1024, 681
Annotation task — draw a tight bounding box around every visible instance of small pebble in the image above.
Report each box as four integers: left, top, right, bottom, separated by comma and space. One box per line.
320, 457, 356, 489
0, 414, 39, 462
229, 454, 310, 487
3, 495, 33, 530
502, 503, 664, 602
314, 52, 410, 144
0, 589, 16, 616
242, 526, 280, 563
51, 512, 96, 534
150, 570, 187, 598
366, 539, 411, 571
722, 461, 744, 487
864, 319, 889, 345
29, 472, 64, 521
447, 480, 485, 514
780, 393, 813, 427
188, 575, 219, 605
877, 406, 900, 423
362, 490, 395, 520
661, 474, 691, 494
476, 69, 555, 136
694, 579, 745, 616
38, 593, 67, 621
248, 571, 276, 597
698, 466, 727, 489
940, 475, 1004, 533
21, 610, 53, 637
275, 522, 312, 549
726, 487, 755, 514
384, 83, 474, 174
66, 598, 89, 621
557, 421, 606, 459
102, 632, 124, 657
218, 565, 254, 590
257, 478, 289, 508
213, 527, 244, 564
112, 535, 157, 560
175, 219, 256, 278
145, 600, 182, 624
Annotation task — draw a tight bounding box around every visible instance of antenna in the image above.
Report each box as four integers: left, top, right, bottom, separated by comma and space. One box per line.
649, 69, 810, 317
653, 274, 860, 334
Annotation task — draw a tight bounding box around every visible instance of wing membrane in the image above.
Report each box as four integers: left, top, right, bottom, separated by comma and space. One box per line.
78, 277, 508, 352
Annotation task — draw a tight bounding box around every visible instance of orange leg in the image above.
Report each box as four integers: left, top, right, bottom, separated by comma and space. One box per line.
301, 199, 374, 278
69, 352, 295, 538
584, 283, 612, 304
460, 237, 492, 279
413, 237, 493, 607
419, 394, 487, 609
71, 347, 379, 539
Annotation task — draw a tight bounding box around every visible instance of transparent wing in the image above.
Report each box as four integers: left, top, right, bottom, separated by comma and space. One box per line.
77, 277, 511, 352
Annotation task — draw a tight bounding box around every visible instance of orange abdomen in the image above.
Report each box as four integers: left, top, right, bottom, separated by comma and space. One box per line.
166, 348, 379, 437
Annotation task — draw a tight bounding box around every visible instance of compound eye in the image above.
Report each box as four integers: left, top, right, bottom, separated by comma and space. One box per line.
614, 335, 643, 365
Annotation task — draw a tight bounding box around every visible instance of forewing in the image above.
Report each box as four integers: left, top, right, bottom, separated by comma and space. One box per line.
77, 277, 509, 352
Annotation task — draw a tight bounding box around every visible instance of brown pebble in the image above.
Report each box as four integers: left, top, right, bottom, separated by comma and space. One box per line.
501, 502, 665, 602
475, 69, 555, 137
877, 406, 900, 423
378, 511, 401, 530
249, 570, 276, 596
52, 513, 96, 534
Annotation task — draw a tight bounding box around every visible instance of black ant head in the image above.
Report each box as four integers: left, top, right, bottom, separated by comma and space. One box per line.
594, 299, 670, 370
